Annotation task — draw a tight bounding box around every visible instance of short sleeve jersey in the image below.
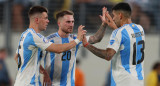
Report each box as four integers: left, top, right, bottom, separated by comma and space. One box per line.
107, 23, 145, 86
14, 28, 52, 86
43, 32, 89, 86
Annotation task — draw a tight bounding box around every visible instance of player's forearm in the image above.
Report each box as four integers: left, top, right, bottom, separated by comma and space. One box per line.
86, 44, 114, 61
86, 44, 107, 60
88, 23, 107, 44
58, 41, 77, 52
46, 40, 77, 53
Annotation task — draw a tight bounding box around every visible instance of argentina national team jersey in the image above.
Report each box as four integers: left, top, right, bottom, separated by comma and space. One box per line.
43, 32, 89, 86
107, 23, 145, 86
14, 28, 52, 86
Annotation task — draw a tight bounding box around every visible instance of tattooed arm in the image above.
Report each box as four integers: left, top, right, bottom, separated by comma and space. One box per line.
88, 7, 108, 44
86, 44, 116, 61
88, 7, 117, 44
88, 23, 107, 44
83, 35, 116, 61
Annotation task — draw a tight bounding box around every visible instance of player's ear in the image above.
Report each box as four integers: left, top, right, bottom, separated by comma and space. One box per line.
35, 17, 39, 24
57, 21, 60, 27
119, 12, 123, 20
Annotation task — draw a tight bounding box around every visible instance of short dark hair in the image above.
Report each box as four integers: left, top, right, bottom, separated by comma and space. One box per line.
56, 10, 74, 20
112, 2, 131, 17
28, 6, 48, 17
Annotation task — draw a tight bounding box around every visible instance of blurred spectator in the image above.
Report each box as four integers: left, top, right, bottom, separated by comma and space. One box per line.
12, 0, 43, 31
73, 0, 112, 32
147, 0, 160, 30
0, 48, 11, 86
75, 59, 85, 86
130, 2, 152, 32
12, 0, 29, 31
125, 0, 149, 11
146, 62, 160, 86
52, 0, 72, 20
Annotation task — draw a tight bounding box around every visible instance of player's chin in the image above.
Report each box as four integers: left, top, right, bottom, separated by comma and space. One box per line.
42, 28, 47, 31
68, 30, 73, 33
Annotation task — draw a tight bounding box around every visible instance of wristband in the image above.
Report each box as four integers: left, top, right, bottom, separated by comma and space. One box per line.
74, 39, 80, 44
84, 42, 89, 47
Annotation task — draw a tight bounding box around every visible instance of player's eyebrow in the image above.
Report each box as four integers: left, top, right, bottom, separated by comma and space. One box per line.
66, 20, 74, 23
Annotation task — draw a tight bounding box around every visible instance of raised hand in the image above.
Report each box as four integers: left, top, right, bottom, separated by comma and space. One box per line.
99, 7, 117, 29
105, 11, 117, 29
77, 25, 87, 41
99, 7, 107, 25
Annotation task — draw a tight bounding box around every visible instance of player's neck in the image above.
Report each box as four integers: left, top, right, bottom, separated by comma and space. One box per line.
29, 23, 39, 33
58, 30, 69, 38
121, 18, 132, 26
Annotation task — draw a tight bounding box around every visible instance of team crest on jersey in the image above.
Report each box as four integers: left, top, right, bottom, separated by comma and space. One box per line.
43, 38, 49, 43
110, 40, 115, 45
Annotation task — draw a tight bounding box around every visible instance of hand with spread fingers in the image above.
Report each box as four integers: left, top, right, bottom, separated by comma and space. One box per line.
77, 25, 87, 41
105, 10, 117, 29
99, 7, 107, 26
99, 7, 117, 29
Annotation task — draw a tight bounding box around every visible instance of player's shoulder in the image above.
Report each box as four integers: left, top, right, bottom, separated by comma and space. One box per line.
113, 24, 128, 32
46, 32, 59, 40
116, 24, 138, 33
25, 28, 44, 38
121, 24, 131, 30
111, 24, 130, 38
135, 24, 144, 31
112, 26, 124, 35
21, 28, 37, 38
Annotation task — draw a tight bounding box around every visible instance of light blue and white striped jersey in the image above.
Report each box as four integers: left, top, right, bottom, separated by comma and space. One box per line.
14, 28, 52, 86
107, 23, 145, 86
43, 32, 89, 86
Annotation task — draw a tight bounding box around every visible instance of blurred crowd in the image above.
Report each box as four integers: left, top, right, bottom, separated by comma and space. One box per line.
0, 0, 159, 33
0, 48, 11, 86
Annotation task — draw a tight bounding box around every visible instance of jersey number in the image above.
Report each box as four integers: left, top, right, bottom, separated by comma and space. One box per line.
132, 40, 145, 65
61, 51, 71, 61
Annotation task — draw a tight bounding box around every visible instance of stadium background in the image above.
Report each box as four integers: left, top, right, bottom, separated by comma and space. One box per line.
0, 0, 159, 86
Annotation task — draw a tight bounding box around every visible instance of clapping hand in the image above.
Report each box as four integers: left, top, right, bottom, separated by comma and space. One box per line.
99, 7, 117, 29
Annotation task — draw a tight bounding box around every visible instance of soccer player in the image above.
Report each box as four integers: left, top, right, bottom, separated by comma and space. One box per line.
43, 7, 109, 86
82, 2, 145, 86
14, 6, 86, 86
